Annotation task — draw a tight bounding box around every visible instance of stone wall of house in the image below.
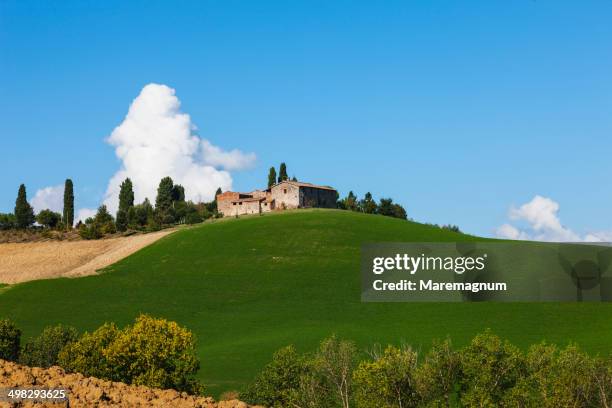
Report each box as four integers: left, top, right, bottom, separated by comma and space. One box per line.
271, 182, 300, 209
300, 187, 337, 208
217, 192, 239, 216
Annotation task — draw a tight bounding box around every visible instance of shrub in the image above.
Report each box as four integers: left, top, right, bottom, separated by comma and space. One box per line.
0, 213, 16, 230
19, 324, 78, 368
415, 338, 460, 406
36, 209, 62, 229
78, 222, 102, 240
520, 342, 599, 407
0, 318, 21, 361
243, 345, 307, 407
59, 315, 202, 394
312, 335, 357, 408
58, 322, 119, 379
458, 329, 526, 407
353, 345, 420, 408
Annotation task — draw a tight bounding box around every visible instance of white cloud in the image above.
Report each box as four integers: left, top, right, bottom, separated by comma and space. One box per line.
495, 195, 611, 242
76, 208, 97, 223
201, 140, 256, 170
31, 185, 64, 214
102, 83, 255, 213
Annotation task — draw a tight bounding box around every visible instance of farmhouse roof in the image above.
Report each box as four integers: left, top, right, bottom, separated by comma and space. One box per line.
273, 180, 336, 191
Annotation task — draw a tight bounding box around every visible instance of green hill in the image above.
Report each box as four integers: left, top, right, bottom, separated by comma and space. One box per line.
1, 209, 611, 396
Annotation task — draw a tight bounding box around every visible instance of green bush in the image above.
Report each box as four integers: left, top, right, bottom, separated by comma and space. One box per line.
58, 322, 118, 378
353, 345, 419, 408
36, 209, 62, 229
0, 318, 21, 361
415, 338, 460, 406
243, 345, 307, 407
458, 329, 526, 407
19, 324, 78, 368
78, 222, 102, 240
59, 315, 202, 394
0, 213, 16, 230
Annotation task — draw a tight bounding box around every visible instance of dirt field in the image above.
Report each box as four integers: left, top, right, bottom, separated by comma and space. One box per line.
0, 359, 256, 408
0, 230, 174, 284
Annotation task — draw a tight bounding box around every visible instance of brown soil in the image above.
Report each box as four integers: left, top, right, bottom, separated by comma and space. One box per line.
0, 230, 174, 285
0, 359, 259, 407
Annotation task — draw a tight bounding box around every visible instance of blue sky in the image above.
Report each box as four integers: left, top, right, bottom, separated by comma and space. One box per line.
1, 0, 611, 239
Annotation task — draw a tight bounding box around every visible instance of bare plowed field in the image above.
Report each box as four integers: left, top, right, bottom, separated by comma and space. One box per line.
0, 230, 174, 284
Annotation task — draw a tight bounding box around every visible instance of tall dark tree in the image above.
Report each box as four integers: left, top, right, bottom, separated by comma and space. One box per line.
14, 184, 35, 229
172, 184, 185, 202
63, 179, 74, 228
116, 178, 135, 232
155, 177, 175, 213
267, 167, 277, 188
278, 163, 288, 183
118, 178, 135, 213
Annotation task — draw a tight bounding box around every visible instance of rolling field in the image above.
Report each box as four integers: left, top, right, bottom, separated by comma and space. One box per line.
1, 209, 611, 396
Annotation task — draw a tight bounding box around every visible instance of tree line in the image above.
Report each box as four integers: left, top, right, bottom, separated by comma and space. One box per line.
243, 331, 611, 408
0, 177, 222, 239
0, 180, 74, 231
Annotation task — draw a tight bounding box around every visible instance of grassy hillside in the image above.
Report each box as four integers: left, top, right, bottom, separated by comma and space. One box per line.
1, 209, 611, 396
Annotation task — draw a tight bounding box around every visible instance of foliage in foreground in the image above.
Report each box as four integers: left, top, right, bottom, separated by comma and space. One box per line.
19, 324, 79, 368
0, 318, 21, 361
243, 330, 612, 408
58, 314, 203, 394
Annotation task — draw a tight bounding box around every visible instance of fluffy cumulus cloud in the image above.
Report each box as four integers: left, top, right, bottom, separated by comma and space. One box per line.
495, 195, 611, 242
31, 185, 64, 214
101, 83, 256, 213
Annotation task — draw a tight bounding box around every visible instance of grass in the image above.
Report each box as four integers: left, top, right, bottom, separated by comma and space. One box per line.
1, 209, 611, 396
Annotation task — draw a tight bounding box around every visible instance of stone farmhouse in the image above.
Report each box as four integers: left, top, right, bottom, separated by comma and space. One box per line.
217, 180, 337, 217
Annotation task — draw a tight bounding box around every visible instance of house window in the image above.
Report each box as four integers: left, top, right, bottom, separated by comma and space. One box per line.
233, 203, 236, 206
283, 189, 287, 194
239, 202, 243, 205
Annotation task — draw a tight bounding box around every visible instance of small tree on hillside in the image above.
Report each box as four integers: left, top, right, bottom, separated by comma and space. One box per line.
267, 167, 277, 188
359, 192, 378, 214
36, 209, 62, 229
278, 163, 288, 183
14, 184, 35, 229
63, 179, 74, 228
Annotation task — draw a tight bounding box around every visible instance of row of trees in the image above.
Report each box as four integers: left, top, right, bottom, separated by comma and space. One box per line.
79, 176, 222, 239
0, 180, 74, 231
0, 177, 221, 238
243, 331, 611, 408
267, 162, 298, 188
337, 191, 408, 220
0, 315, 203, 394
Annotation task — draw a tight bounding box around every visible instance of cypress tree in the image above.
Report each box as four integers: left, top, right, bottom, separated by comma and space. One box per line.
63, 179, 74, 228
155, 177, 175, 213
116, 178, 135, 232
268, 167, 277, 188
278, 163, 288, 183
14, 184, 35, 229
118, 178, 135, 213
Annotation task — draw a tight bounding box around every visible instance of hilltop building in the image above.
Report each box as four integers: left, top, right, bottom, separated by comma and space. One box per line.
217, 180, 337, 217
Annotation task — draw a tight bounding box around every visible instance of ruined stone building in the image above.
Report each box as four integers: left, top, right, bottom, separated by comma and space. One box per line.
216, 180, 337, 217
